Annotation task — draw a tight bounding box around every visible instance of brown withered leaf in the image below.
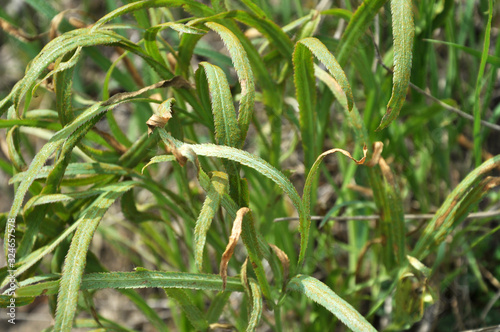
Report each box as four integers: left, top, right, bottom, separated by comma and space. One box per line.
209, 323, 234, 330
319, 144, 368, 165
269, 243, 290, 286
147, 98, 175, 135
378, 157, 395, 186
164, 141, 188, 167
49, 9, 87, 40
0, 18, 42, 42
102, 77, 191, 106
146, 114, 170, 135
220, 207, 250, 290
366, 141, 384, 167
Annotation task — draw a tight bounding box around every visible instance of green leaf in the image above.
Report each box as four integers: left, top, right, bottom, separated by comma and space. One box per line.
293, 37, 354, 172
10, 162, 131, 185
145, 22, 207, 67
54, 181, 137, 331
286, 275, 377, 332
205, 22, 255, 145
91, 0, 214, 31
367, 158, 406, 270
54, 48, 81, 125
336, 0, 387, 66
412, 155, 500, 259
0, 29, 126, 115
159, 129, 301, 212
300, 147, 366, 266
194, 171, 228, 271
293, 39, 317, 172
247, 278, 262, 332
197, 62, 241, 147
377, 0, 414, 130
15, 271, 244, 297
164, 288, 209, 331
424, 39, 500, 67
17, 113, 105, 259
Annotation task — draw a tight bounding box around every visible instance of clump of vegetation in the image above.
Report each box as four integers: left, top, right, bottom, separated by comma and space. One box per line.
1, 0, 499, 331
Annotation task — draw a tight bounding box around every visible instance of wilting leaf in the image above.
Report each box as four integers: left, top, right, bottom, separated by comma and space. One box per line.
220, 207, 250, 290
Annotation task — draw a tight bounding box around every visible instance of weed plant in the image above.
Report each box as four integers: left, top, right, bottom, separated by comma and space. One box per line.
0, 0, 499, 331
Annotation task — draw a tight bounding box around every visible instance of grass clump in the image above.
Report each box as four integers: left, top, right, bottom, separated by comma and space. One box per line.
0, 0, 499, 331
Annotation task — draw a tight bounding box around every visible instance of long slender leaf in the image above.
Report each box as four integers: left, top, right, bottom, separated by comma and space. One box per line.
194, 171, 228, 271
15, 271, 244, 297
286, 275, 377, 332
54, 181, 137, 331
205, 22, 255, 145
377, 0, 414, 130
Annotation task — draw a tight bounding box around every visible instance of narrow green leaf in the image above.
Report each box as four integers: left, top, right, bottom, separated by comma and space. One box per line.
17, 113, 105, 259
145, 22, 207, 67
194, 171, 228, 271
286, 275, 376, 332
91, 0, 214, 32
314, 66, 369, 144
424, 39, 500, 67
197, 62, 240, 147
54, 182, 137, 331
413, 155, 500, 259
159, 129, 302, 212
336, 0, 387, 65
142, 155, 176, 173
321, 8, 353, 21
232, 11, 294, 60
205, 22, 255, 145
377, 0, 414, 130
300, 147, 367, 266
9, 162, 130, 184
293, 39, 317, 172
367, 158, 406, 270
165, 288, 209, 331
247, 279, 262, 332
54, 48, 81, 125
15, 271, 244, 297
473, 0, 494, 166
239, 0, 267, 18
294, 37, 354, 172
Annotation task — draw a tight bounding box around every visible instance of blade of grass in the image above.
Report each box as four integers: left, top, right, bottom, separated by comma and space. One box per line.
377, 0, 414, 130
286, 275, 377, 332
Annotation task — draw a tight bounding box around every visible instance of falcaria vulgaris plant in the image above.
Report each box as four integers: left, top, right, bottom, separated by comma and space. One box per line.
1, 0, 499, 331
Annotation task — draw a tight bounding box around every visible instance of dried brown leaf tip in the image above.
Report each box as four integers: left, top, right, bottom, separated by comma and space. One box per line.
147, 98, 174, 135
269, 244, 290, 285
0, 18, 42, 42
366, 141, 384, 167
319, 144, 368, 165
220, 207, 250, 290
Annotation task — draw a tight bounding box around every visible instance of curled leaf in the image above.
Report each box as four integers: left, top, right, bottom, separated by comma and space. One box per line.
220, 207, 250, 290
366, 141, 384, 167
146, 98, 174, 135
300, 145, 367, 265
